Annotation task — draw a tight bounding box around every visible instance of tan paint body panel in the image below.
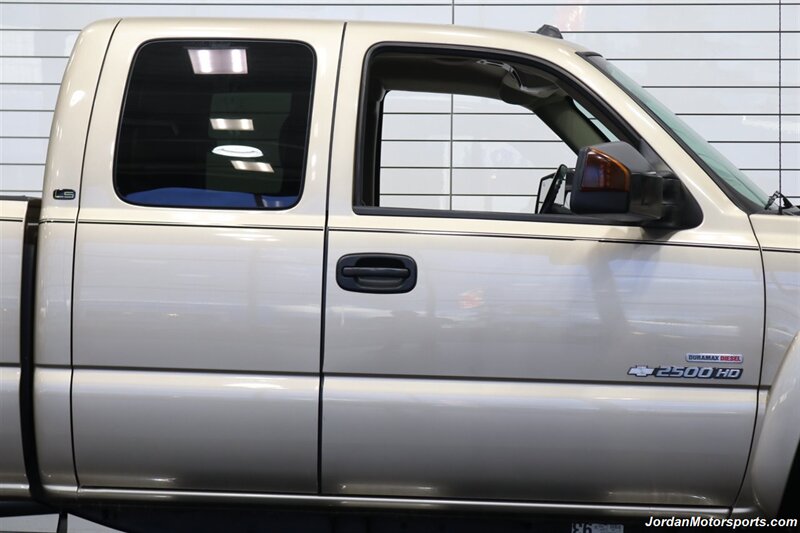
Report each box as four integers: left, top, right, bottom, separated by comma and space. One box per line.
34, 222, 77, 367
750, 335, 800, 517
35, 368, 77, 491
73, 223, 324, 373
750, 215, 800, 386
0, 208, 29, 496
13, 16, 796, 517
744, 216, 800, 516
325, 230, 763, 384
69, 18, 344, 494
321, 21, 764, 507
40, 18, 119, 223
33, 224, 80, 490
0, 211, 26, 367
324, 377, 755, 506
73, 370, 319, 492
30, 18, 119, 494
0, 368, 28, 497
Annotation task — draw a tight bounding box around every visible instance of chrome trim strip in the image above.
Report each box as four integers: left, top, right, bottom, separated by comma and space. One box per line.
597, 238, 758, 251
56, 364, 759, 388
762, 247, 800, 254
42, 484, 77, 498
332, 226, 574, 243
30, 364, 71, 370
0, 217, 25, 223
77, 220, 322, 231
75, 488, 730, 518
321, 371, 757, 389
70, 364, 318, 377
730, 505, 763, 518
39, 219, 75, 224
0, 483, 31, 497
330, 226, 759, 251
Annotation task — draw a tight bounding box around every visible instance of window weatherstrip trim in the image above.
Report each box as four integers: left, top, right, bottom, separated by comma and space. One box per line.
112, 38, 317, 212
329, 226, 759, 252
354, 43, 644, 222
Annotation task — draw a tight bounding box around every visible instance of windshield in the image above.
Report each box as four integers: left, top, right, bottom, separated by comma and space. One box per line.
584, 55, 770, 212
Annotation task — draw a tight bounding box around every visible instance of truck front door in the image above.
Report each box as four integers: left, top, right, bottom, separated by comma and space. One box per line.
321, 24, 762, 509
71, 20, 342, 494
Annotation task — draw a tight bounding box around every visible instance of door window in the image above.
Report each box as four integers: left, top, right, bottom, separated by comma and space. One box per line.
358, 47, 636, 220
115, 40, 315, 209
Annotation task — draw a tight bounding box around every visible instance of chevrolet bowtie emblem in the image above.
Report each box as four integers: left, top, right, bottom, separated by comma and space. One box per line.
628, 365, 655, 377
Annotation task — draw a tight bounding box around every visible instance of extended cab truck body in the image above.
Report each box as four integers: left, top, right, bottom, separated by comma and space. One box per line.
1, 18, 798, 521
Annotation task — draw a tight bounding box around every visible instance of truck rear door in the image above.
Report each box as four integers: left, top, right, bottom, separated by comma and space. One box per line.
71, 19, 342, 494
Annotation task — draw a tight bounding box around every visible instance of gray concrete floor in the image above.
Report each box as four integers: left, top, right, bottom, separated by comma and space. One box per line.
0, 514, 120, 533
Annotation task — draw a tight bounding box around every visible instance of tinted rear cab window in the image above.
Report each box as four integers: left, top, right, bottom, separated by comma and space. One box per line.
115, 40, 314, 209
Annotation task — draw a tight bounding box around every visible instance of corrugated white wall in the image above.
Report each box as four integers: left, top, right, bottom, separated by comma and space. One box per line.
1, 0, 797, 203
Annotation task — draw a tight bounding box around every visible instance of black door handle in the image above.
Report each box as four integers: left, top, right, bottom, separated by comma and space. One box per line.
336, 254, 417, 294
341, 267, 410, 278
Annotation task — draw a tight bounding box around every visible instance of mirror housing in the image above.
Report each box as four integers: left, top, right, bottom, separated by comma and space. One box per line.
571, 142, 665, 222
571, 142, 702, 228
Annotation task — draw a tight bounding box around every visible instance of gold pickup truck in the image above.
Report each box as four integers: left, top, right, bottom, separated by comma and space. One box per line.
1, 18, 798, 529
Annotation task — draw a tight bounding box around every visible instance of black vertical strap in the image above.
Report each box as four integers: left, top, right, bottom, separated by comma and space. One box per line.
19, 198, 43, 502
56, 511, 69, 533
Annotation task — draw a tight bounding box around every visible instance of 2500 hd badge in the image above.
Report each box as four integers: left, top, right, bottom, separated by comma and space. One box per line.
628, 365, 743, 379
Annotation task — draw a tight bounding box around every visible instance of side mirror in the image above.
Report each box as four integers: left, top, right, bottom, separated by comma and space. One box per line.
570, 141, 664, 223
569, 141, 701, 228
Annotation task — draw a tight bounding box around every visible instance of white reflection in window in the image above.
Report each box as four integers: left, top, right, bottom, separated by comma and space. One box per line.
210, 118, 254, 131
188, 48, 248, 75
213, 145, 263, 158
230, 160, 274, 173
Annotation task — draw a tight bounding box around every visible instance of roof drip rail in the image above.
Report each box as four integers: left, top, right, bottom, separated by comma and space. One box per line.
535, 24, 563, 39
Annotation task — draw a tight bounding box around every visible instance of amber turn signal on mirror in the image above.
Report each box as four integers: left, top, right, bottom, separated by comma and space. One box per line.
580, 148, 631, 192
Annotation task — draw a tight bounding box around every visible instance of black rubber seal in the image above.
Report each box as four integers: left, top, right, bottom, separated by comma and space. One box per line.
19, 198, 44, 503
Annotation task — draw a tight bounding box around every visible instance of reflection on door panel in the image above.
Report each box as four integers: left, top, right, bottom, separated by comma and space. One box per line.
323, 42, 762, 507
73, 38, 322, 495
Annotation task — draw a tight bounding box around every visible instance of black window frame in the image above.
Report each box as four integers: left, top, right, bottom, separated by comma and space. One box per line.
353, 42, 691, 226
113, 38, 317, 211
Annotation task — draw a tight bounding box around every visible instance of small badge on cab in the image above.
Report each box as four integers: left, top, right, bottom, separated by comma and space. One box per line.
53, 189, 76, 200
